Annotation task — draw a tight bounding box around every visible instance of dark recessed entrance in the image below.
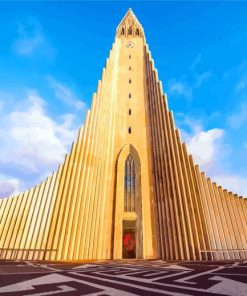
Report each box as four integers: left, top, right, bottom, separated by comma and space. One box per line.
122, 220, 136, 259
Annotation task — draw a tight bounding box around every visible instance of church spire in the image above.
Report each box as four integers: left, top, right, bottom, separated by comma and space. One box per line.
116, 8, 145, 38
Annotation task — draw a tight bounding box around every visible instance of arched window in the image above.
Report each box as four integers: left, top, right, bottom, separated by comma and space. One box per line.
128, 27, 132, 35
136, 29, 139, 36
124, 154, 136, 212
121, 28, 125, 35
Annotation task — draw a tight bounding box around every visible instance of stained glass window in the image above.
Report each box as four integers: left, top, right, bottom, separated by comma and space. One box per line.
124, 154, 136, 212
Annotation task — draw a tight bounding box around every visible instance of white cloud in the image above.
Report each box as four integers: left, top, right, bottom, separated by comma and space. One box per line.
227, 102, 247, 129
177, 113, 246, 197
14, 18, 44, 56
212, 175, 247, 197
0, 91, 78, 197
48, 77, 85, 111
186, 128, 224, 167
0, 177, 20, 198
177, 114, 225, 170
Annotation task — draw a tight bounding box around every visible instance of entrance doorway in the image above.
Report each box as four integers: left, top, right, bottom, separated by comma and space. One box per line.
113, 145, 143, 259
122, 220, 136, 258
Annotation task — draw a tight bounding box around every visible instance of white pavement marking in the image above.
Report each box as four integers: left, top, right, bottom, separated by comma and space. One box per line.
0, 261, 246, 296
175, 265, 226, 285
118, 270, 189, 282
70, 271, 190, 296
25, 261, 35, 266
0, 273, 73, 293
73, 264, 98, 269
23, 285, 76, 296
37, 264, 60, 271
208, 276, 247, 296
89, 290, 137, 296
0, 271, 140, 296
89, 267, 247, 295
162, 265, 192, 271
120, 270, 169, 278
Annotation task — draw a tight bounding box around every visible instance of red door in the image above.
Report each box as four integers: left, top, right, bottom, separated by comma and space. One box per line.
122, 229, 136, 258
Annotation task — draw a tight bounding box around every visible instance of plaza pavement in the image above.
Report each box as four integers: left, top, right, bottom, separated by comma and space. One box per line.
0, 259, 246, 295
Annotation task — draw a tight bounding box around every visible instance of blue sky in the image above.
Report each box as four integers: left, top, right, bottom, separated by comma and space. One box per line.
0, 1, 247, 197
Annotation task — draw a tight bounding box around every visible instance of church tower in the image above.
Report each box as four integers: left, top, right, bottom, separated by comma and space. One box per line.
0, 9, 246, 261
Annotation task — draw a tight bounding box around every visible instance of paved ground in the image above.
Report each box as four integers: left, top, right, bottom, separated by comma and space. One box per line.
0, 260, 246, 295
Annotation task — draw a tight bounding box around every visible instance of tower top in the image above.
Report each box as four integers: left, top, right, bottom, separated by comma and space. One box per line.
116, 8, 145, 38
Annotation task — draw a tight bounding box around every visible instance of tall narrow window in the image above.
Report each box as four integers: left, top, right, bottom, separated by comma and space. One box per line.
129, 79, 132, 84
129, 55, 131, 59
128, 27, 132, 35
121, 28, 125, 35
129, 66, 131, 71
129, 93, 131, 98
129, 109, 131, 115
124, 154, 136, 212
128, 127, 132, 134
136, 29, 139, 36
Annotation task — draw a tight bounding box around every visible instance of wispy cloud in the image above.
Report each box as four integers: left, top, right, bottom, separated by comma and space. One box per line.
168, 80, 192, 99
48, 76, 86, 111
168, 54, 212, 99
235, 77, 247, 93
14, 17, 44, 56
175, 112, 202, 136
195, 71, 212, 88
189, 53, 202, 71
227, 102, 247, 129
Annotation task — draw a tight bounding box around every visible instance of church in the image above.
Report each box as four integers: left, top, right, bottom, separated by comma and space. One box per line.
0, 9, 246, 261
